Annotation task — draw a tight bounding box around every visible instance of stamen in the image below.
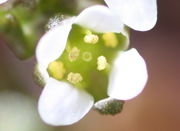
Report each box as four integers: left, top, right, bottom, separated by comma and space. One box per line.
84, 34, 99, 44
82, 52, 92, 62
67, 72, 83, 84
48, 61, 66, 80
102, 33, 118, 48
97, 56, 108, 71
68, 47, 80, 62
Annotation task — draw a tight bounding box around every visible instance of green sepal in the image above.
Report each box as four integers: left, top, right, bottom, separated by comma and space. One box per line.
33, 64, 46, 87
94, 98, 124, 115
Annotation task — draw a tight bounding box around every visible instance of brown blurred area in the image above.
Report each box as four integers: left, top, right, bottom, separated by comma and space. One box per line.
0, 0, 180, 131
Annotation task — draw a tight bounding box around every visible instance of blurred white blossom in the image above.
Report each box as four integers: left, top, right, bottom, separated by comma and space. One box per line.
0, 91, 52, 131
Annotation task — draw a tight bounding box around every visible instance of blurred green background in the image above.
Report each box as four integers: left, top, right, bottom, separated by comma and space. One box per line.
0, 0, 180, 131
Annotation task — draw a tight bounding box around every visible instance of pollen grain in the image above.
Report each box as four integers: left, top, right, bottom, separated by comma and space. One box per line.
97, 56, 108, 71
67, 72, 83, 84
102, 33, 118, 48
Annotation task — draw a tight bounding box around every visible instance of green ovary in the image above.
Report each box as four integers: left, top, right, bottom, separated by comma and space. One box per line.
48, 24, 128, 102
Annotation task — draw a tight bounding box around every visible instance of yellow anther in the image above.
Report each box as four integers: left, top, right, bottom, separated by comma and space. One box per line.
67, 72, 83, 84
97, 56, 108, 71
84, 34, 99, 44
68, 47, 80, 62
82, 52, 92, 62
48, 61, 66, 80
102, 33, 118, 48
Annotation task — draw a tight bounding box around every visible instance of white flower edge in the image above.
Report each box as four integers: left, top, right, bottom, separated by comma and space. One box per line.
36, 18, 74, 82
108, 48, 148, 100
36, 5, 129, 126
75, 5, 124, 33
104, 0, 157, 31
38, 78, 94, 126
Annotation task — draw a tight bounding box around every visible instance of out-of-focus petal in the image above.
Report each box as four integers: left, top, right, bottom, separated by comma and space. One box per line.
0, 0, 8, 4
75, 5, 124, 33
38, 78, 94, 126
104, 0, 157, 31
36, 18, 74, 81
108, 48, 148, 100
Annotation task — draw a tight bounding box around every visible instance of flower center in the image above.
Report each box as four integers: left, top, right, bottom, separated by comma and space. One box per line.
47, 24, 128, 101
82, 51, 92, 62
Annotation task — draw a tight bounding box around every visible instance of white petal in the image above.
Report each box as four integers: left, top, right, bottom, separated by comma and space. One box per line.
108, 48, 148, 100
38, 78, 94, 126
36, 18, 75, 81
104, 0, 157, 31
0, 0, 8, 4
75, 5, 124, 33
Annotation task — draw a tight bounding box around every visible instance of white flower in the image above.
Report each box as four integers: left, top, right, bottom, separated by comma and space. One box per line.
36, 5, 148, 126
104, 0, 158, 31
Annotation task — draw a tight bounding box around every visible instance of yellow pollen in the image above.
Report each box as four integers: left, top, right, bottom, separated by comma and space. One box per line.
68, 47, 80, 62
82, 52, 92, 62
102, 32, 118, 48
97, 56, 108, 71
84, 34, 99, 44
67, 72, 83, 84
48, 61, 66, 80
